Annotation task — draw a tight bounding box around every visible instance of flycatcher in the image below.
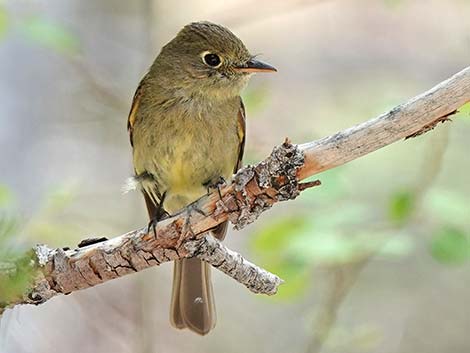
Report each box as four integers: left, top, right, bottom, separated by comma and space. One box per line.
127, 21, 276, 335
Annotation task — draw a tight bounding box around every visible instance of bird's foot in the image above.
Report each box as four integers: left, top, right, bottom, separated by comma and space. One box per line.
148, 208, 170, 238
205, 176, 227, 202
186, 201, 207, 217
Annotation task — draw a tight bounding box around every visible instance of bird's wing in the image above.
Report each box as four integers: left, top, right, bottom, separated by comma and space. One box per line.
235, 98, 246, 173
213, 98, 246, 240
127, 78, 163, 218
127, 79, 145, 147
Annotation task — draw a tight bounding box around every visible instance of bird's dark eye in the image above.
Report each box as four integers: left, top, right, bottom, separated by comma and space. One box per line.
202, 53, 222, 68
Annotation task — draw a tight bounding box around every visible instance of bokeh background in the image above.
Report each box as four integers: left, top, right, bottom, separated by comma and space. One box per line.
1, 0, 470, 352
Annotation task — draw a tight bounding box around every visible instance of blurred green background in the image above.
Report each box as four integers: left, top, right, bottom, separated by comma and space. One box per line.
1, 0, 469, 352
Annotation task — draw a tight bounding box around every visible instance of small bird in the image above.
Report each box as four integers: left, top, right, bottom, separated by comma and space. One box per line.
127, 21, 276, 335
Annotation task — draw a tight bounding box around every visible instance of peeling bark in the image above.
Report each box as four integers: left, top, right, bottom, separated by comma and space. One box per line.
1, 65, 470, 314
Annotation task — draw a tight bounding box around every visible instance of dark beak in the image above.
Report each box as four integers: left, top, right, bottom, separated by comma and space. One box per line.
234, 59, 277, 73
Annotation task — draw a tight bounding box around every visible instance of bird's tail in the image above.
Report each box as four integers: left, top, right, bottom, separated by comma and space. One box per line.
143, 190, 226, 335
170, 222, 227, 335
170, 257, 216, 335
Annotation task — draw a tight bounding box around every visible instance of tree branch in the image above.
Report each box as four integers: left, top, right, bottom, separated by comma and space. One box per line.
298, 66, 470, 178
1, 66, 469, 315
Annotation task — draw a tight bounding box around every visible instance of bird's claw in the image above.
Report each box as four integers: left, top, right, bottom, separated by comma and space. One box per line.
187, 202, 207, 217
147, 209, 170, 238
205, 176, 227, 202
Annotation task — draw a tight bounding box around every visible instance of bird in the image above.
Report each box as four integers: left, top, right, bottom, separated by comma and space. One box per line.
126, 21, 276, 335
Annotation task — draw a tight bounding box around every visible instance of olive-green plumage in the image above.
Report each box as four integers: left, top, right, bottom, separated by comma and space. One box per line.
127, 21, 275, 335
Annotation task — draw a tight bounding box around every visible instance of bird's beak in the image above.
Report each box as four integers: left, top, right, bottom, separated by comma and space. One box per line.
234, 59, 277, 73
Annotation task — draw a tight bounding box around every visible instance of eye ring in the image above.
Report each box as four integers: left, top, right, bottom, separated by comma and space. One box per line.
201, 51, 223, 68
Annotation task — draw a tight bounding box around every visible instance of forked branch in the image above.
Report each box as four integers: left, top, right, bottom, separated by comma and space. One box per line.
1, 66, 469, 315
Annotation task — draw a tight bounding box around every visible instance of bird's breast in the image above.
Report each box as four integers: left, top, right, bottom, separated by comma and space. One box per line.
134, 100, 240, 213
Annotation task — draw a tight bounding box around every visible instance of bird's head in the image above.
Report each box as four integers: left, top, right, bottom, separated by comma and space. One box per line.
154, 21, 276, 101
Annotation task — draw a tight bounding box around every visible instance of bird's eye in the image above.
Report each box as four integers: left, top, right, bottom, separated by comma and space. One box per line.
202, 52, 222, 68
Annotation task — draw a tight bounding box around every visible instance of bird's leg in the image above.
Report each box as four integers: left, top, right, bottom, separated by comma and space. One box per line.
204, 176, 227, 202
148, 191, 169, 237
171, 197, 208, 221
184, 200, 207, 217
180, 208, 197, 247
166, 176, 228, 238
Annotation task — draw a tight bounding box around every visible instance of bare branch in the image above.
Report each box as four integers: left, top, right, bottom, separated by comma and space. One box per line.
297, 66, 470, 179
187, 236, 283, 295
1, 66, 469, 315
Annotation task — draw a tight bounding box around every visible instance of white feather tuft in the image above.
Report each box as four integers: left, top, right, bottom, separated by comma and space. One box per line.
121, 177, 139, 194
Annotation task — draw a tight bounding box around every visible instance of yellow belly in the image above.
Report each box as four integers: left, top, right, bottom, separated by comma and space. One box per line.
132, 97, 242, 215
163, 138, 237, 213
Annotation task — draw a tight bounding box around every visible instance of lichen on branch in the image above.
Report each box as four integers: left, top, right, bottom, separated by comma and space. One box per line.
1, 65, 470, 315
